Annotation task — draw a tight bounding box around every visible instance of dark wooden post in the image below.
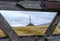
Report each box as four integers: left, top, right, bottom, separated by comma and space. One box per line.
45, 12, 60, 36
0, 13, 22, 41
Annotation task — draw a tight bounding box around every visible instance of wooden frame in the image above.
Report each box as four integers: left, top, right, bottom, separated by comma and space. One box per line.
0, 1, 60, 41
0, 13, 22, 41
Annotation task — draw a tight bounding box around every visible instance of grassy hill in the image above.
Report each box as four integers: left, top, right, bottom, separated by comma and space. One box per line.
0, 26, 60, 38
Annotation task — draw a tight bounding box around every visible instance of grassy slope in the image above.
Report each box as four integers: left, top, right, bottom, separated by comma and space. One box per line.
0, 26, 60, 38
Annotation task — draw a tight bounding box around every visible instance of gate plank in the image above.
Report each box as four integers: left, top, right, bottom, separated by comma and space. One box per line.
0, 13, 22, 41
45, 12, 60, 36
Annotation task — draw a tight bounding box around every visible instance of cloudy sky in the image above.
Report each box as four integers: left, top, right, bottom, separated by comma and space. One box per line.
0, 10, 57, 26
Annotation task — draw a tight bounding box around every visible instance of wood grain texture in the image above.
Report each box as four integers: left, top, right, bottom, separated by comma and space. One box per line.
45, 12, 60, 36
0, 14, 22, 41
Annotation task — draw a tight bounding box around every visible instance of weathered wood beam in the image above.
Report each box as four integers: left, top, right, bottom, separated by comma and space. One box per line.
0, 13, 22, 41
45, 12, 60, 36
0, 1, 24, 10
17, 1, 41, 9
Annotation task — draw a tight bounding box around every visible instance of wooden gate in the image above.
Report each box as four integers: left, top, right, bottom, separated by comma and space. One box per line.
0, 1, 60, 41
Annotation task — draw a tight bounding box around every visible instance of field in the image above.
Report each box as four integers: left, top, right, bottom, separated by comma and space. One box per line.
0, 26, 60, 38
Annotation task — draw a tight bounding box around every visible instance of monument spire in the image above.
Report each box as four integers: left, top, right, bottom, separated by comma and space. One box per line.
27, 15, 34, 26
29, 15, 31, 24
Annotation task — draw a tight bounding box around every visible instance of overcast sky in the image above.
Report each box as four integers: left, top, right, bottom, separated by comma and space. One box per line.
0, 10, 57, 26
